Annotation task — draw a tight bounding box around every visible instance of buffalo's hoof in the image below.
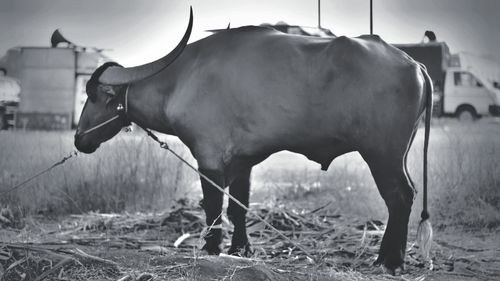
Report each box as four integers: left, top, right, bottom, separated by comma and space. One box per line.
374, 254, 405, 275
228, 243, 252, 257
202, 243, 221, 255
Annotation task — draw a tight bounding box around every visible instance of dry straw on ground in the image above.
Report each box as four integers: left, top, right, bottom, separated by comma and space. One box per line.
1, 202, 499, 281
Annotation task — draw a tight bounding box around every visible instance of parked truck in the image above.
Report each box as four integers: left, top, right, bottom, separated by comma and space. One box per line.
440, 66, 500, 120
0, 68, 20, 129
395, 42, 500, 121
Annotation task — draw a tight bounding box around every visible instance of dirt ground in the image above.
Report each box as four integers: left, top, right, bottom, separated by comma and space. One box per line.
1, 204, 499, 281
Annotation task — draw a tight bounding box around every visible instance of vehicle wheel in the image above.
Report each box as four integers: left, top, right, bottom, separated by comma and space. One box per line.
457, 107, 476, 122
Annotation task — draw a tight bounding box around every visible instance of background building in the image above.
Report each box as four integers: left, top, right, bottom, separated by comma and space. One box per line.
0, 31, 110, 130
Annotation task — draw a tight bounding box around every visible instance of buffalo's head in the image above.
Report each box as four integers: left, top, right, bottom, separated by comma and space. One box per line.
74, 8, 193, 153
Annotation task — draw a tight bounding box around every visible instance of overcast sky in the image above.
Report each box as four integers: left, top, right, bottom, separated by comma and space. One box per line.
0, 0, 499, 67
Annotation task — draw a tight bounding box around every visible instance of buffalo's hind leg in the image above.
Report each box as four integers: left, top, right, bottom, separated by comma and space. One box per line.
227, 168, 252, 256
199, 168, 225, 255
362, 153, 415, 274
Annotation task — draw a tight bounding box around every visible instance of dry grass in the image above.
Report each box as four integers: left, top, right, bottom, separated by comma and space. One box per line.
252, 118, 500, 229
2, 203, 498, 280
0, 130, 198, 217
1, 118, 500, 230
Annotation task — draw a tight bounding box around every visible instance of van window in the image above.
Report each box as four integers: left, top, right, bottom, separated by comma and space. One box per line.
454, 72, 482, 87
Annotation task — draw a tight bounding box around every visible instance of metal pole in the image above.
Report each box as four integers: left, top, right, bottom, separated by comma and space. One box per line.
318, 0, 321, 28
370, 0, 373, 34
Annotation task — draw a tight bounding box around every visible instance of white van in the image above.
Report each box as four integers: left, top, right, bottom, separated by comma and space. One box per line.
441, 67, 500, 121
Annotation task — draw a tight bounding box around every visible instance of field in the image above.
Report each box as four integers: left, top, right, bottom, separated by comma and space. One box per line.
1, 118, 500, 280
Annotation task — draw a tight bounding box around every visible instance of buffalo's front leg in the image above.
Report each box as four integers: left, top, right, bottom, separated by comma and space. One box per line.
227, 168, 252, 256
199, 169, 225, 255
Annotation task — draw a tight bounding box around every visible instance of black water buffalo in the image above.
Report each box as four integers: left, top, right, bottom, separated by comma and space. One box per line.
75, 8, 432, 272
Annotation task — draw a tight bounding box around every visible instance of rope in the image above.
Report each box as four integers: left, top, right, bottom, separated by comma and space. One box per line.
138, 126, 317, 262
0, 151, 78, 197
1, 126, 316, 260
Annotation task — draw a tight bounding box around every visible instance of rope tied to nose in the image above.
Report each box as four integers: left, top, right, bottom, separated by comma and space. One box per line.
0, 150, 78, 197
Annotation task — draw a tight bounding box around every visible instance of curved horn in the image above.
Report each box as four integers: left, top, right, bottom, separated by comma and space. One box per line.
99, 7, 193, 85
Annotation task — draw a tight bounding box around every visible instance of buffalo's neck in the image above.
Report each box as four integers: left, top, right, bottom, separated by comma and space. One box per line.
125, 78, 177, 135
122, 46, 196, 136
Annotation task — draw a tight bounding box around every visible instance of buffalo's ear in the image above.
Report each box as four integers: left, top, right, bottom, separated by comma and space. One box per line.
101, 85, 117, 97
102, 85, 118, 107
86, 62, 123, 103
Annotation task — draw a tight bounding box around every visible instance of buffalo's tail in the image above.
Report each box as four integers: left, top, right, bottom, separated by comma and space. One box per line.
417, 63, 433, 262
